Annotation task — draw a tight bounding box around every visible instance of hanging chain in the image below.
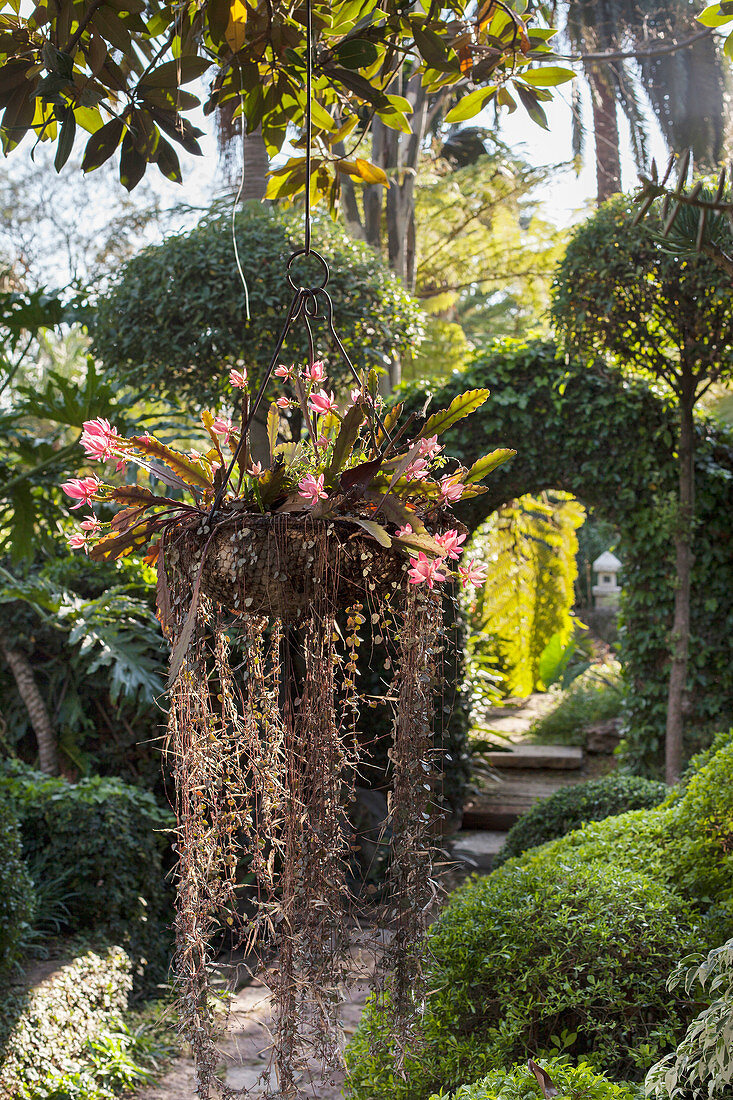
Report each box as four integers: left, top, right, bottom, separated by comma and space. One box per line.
210, 0, 393, 518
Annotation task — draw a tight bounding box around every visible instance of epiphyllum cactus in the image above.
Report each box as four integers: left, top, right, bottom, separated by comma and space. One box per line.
63, 360, 511, 591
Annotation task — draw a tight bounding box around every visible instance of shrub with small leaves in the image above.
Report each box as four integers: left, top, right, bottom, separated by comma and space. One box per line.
0, 797, 35, 977
429, 1058, 638, 1100
495, 773, 668, 865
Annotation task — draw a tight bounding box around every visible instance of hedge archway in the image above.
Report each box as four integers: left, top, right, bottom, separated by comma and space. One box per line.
402, 339, 733, 773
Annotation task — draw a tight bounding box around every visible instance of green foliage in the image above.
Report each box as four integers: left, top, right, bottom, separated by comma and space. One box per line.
430, 1058, 638, 1100
529, 666, 624, 746
0, 798, 35, 976
0, 2, 570, 195
645, 937, 733, 1100
0, 762, 173, 992
346, 859, 698, 1100
467, 490, 585, 697
551, 194, 733, 392
396, 339, 733, 772
495, 774, 668, 865
0, 945, 132, 1100
89, 206, 423, 408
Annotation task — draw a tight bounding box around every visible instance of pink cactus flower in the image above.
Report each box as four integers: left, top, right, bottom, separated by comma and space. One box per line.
80, 418, 119, 462
303, 360, 327, 383
276, 396, 293, 409
80, 515, 101, 535
350, 388, 373, 405
274, 364, 293, 380
438, 475, 464, 503
435, 529, 467, 560
418, 434, 443, 459
68, 532, 90, 552
403, 458, 429, 481
298, 473, 328, 507
458, 559, 488, 588
212, 415, 234, 443
395, 524, 413, 538
114, 460, 127, 473
308, 389, 339, 416
407, 553, 447, 589
62, 476, 102, 510
229, 368, 248, 388
248, 461, 263, 477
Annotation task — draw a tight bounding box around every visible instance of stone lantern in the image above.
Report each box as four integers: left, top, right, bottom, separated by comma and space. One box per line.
592, 550, 622, 608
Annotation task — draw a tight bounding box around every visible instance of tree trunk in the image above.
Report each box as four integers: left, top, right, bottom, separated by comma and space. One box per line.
588, 65, 621, 203
665, 380, 696, 784
240, 127, 268, 203
217, 100, 269, 201
1, 644, 59, 775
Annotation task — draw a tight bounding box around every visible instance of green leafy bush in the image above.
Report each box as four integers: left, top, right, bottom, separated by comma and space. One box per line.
0, 762, 173, 990
0, 944, 132, 1099
495, 774, 668, 865
0, 798, 35, 976
429, 1058, 638, 1100
345, 859, 697, 1100
529, 668, 623, 747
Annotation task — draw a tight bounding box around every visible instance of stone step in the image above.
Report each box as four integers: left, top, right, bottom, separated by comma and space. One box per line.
452, 830, 506, 872
483, 744, 584, 771
463, 769, 582, 830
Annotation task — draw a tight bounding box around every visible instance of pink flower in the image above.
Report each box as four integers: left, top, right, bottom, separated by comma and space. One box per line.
188, 450, 201, 462
80, 515, 101, 535
212, 415, 234, 443
274, 364, 293, 380
276, 396, 293, 410
458, 558, 488, 588
403, 458, 429, 482
350, 388, 373, 405
303, 360, 326, 383
61, 475, 101, 510
395, 524, 413, 538
298, 473, 328, 507
438, 475, 464, 503
114, 460, 127, 473
80, 418, 119, 462
308, 389, 338, 416
407, 553, 447, 590
435, 529, 467, 560
248, 461, 263, 476
229, 368, 248, 388
418, 434, 443, 459
68, 532, 90, 553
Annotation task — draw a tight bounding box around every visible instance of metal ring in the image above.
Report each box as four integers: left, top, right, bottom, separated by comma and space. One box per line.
286, 248, 329, 293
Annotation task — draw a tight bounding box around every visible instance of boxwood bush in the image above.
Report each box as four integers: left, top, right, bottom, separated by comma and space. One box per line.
428, 1058, 638, 1100
345, 736, 733, 1100
495, 774, 668, 865
0, 798, 35, 977
0, 762, 173, 992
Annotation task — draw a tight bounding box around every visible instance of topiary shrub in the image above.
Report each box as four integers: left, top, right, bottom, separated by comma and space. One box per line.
0, 798, 35, 977
428, 1058, 638, 1100
345, 857, 698, 1100
0, 762, 173, 993
495, 774, 668, 865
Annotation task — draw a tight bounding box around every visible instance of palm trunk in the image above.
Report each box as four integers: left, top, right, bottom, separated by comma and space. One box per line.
1, 644, 59, 775
588, 65, 621, 203
665, 380, 695, 784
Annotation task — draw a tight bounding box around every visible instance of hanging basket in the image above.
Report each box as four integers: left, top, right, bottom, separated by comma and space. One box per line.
166, 509, 410, 618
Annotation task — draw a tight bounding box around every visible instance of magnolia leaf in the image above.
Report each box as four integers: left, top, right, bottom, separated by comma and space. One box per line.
349, 517, 392, 548
697, 2, 733, 26
527, 1060, 560, 1099
267, 401, 279, 466
444, 86, 496, 123
225, 0, 248, 53
81, 116, 124, 171
326, 402, 364, 482
520, 66, 574, 87
418, 388, 490, 440
354, 157, 388, 185
131, 435, 212, 489
464, 448, 516, 483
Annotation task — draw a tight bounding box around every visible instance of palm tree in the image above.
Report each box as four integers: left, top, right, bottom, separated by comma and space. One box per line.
564, 0, 727, 202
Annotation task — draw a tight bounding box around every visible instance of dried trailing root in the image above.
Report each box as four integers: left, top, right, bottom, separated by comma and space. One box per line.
166, 535, 447, 1098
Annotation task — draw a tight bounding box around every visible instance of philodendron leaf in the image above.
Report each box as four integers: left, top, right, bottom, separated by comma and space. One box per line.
464, 448, 516, 483
418, 388, 490, 440
349, 518, 392, 548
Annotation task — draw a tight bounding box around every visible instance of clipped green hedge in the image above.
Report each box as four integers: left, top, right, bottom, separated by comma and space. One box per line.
495, 774, 668, 865
429, 1058, 638, 1100
0, 944, 132, 1100
0, 799, 35, 977
0, 762, 173, 991
345, 736, 733, 1100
